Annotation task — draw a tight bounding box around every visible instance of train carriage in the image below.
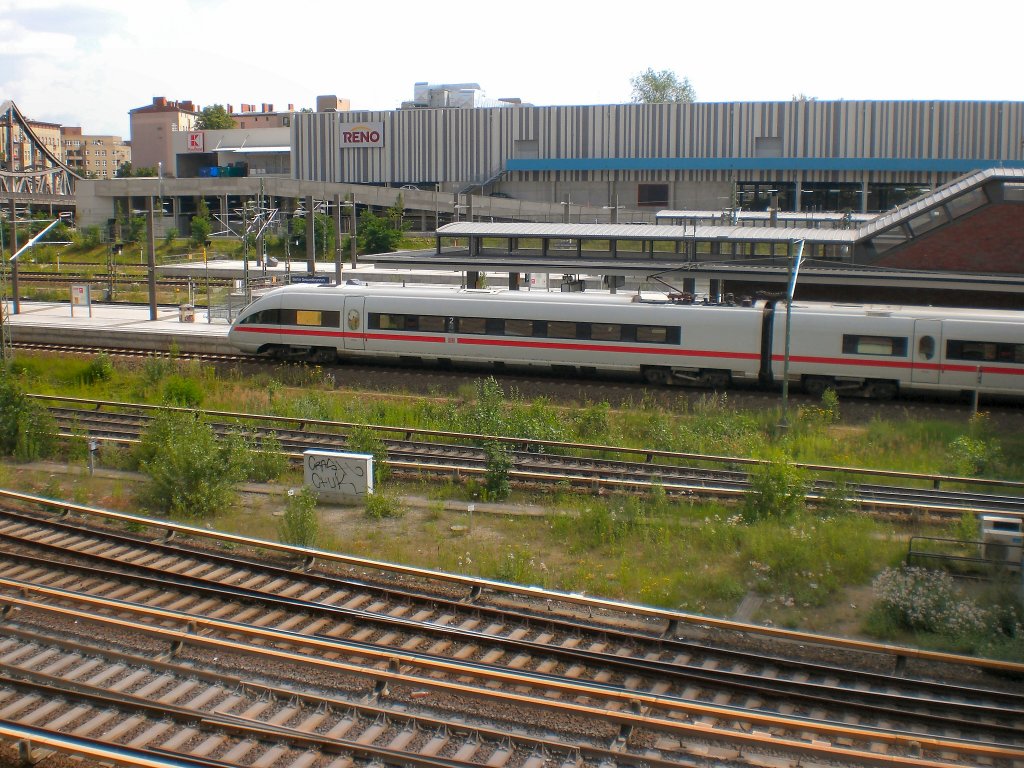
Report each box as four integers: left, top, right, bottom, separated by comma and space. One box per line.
228, 284, 1024, 399
769, 304, 1024, 398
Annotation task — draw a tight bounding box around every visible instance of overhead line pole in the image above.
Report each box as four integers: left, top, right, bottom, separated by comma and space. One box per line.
779, 238, 806, 431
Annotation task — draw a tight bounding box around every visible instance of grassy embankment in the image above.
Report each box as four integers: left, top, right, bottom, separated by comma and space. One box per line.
2, 349, 1021, 659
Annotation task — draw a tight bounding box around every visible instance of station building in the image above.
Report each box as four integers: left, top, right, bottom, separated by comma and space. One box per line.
292, 99, 1024, 214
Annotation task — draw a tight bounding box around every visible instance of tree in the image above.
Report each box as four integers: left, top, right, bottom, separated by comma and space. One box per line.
289, 211, 335, 255
358, 209, 404, 255
630, 68, 695, 104
195, 104, 236, 130
115, 162, 158, 178
190, 198, 211, 248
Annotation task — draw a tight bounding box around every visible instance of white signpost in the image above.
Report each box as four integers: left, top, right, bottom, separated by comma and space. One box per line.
303, 449, 373, 502
70, 284, 92, 317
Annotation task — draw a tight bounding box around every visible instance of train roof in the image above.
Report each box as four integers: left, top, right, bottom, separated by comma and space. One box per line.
254, 283, 1024, 321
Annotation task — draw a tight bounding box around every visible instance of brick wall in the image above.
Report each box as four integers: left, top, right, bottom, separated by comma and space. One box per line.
876, 204, 1024, 273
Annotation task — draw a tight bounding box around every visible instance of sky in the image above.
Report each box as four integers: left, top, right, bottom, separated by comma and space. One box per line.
1, 0, 1021, 138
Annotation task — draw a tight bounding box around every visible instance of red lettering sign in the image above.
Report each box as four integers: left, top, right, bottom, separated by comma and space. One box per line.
340, 123, 384, 148
187, 132, 204, 151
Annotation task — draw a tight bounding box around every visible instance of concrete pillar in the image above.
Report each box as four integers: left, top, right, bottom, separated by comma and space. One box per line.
467, 270, 480, 288
508, 272, 520, 290
860, 179, 869, 212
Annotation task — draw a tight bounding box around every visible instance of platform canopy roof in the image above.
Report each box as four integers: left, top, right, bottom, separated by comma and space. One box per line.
436, 222, 857, 244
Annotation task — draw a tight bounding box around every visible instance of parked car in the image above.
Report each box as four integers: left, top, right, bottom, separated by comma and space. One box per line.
488, 191, 512, 199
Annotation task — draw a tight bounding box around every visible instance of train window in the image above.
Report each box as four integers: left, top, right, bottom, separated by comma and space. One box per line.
418, 315, 446, 333
842, 334, 908, 356
918, 335, 936, 360
547, 321, 578, 339
590, 323, 622, 341
456, 317, 487, 334
504, 319, 533, 337
372, 313, 405, 330
636, 325, 669, 343
239, 308, 280, 325
947, 340, 1024, 363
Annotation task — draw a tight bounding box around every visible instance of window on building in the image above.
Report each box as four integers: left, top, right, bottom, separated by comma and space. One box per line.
637, 183, 669, 207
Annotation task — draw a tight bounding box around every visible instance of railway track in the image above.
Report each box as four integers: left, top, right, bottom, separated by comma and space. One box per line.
0, 497, 1022, 767
43, 401, 1024, 521
11, 340, 1024, 423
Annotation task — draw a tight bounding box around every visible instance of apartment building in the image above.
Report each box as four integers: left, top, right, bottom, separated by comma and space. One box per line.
61, 126, 131, 179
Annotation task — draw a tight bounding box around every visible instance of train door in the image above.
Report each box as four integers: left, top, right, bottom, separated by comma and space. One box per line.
343, 297, 365, 351
911, 319, 941, 385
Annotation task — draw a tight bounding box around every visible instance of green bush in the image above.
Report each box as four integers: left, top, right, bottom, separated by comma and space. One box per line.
483, 441, 512, 501
279, 487, 320, 547
0, 372, 57, 460
82, 354, 114, 384
365, 487, 405, 519
136, 410, 247, 518
346, 426, 391, 485
75, 225, 103, 248
742, 450, 806, 523
142, 355, 173, 386
162, 375, 204, 408
946, 434, 1001, 476
222, 428, 288, 482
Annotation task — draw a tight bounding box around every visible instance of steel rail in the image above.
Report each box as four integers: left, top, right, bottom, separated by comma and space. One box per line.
0, 623, 677, 768
31, 394, 1024, 492
3, 486, 1023, 679
3, 505, 1019, 711
3, 584, 1021, 767
3, 538, 1017, 737
43, 404, 1024, 520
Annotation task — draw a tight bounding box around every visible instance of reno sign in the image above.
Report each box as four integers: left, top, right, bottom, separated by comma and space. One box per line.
340, 122, 384, 148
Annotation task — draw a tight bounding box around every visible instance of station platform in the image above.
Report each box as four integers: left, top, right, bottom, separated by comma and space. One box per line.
3, 262, 611, 358
5, 300, 236, 356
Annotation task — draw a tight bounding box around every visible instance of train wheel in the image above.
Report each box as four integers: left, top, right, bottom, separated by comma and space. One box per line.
802, 376, 835, 398
866, 380, 898, 400
642, 367, 672, 385
697, 370, 730, 389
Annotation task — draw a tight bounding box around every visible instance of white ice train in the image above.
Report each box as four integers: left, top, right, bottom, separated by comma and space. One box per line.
227, 284, 1024, 399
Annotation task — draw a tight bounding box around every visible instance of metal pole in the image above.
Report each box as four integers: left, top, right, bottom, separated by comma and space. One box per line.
305, 195, 315, 274
10, 256, 18, 315
147, 198, 157, 320
243, 201, 251, 303
350, 195, 358, 269
333, 193, 342, 285
9, 199, 17, 314
205, 247, 211, 323
780, 239, 806, 430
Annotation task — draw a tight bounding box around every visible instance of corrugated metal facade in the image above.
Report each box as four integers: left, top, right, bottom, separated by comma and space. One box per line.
294, 100, 1024, 188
